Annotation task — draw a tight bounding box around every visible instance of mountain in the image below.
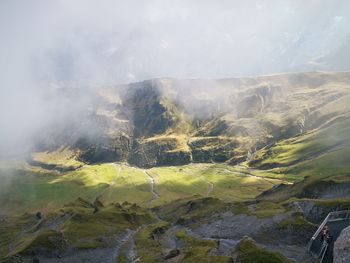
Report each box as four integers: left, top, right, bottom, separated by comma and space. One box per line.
32, 71, 350, 168
1, 71, 350, 262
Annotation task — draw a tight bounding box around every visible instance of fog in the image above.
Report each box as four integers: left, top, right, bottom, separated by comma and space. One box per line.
1, 0, 350, 154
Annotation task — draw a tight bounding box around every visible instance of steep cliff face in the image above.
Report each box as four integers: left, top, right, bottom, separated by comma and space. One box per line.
32, 72, 350, 168
189, 137, 240, 163
120, 80, 178, 138
334, 225, 350, 263
128, 136, 191, 167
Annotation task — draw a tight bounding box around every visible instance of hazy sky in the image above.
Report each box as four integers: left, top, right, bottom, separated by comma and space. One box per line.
1, 0, 350, 85
1, 0, 350, 154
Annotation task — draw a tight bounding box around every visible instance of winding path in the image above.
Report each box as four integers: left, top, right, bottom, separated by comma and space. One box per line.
207, 182, 214, 196
144, 170, 160, 207
112, 229, 135, 261
111, 164, 121, 186
115, 170, 162, 262
114, 226, 144, 263
229, 165, 291, 185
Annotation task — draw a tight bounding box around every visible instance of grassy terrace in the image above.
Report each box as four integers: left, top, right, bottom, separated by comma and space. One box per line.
149, 164, 285, 205
0, 160, 292, 215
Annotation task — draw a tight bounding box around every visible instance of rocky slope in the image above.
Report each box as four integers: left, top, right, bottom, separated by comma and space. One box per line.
334, 225, 350, 263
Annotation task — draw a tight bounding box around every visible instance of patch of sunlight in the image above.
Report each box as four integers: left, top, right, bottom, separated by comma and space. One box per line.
49, 164, 116, 186
31, 147, 83, 168
99, 164, 152, 205
151, 163, 284, 204
239, 176, 262, 184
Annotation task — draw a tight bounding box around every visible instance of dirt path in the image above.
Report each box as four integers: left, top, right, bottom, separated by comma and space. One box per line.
116, 207, 163, 262
115, 226, 144, 263
98, 164, 122, 199
111, 164, 121, 186
228, 165, 290, 185
112, 229, 135, 261
183, 165, 214, 197
144, 170, 160, 207
232, 169, 275, 185
207, 182, 214, 196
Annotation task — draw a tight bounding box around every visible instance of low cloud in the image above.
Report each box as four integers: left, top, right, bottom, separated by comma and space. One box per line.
0, 0, 350, 155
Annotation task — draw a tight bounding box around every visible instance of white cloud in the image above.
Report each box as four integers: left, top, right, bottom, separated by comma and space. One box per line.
0, 0, 350, 154
333, 16, 343, 23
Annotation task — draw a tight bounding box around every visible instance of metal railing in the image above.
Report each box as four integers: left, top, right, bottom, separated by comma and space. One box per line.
327, 210, 350, 222
308, 210, 350, 262
320, 243, 328, 263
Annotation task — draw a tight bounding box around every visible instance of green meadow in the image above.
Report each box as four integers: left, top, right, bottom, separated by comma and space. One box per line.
0, 161, 289, 215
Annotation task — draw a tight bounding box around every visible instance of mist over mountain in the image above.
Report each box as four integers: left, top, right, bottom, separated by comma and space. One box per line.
1, 71, 350, 262
16, 72, 347, 168
2, 0, 350, 84
1, 0, 350, 154
1, 2, 350, 263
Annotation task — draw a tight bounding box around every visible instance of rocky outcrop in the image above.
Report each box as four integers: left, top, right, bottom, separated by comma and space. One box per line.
120, 80, 180, 138
77, 134, 132, 163
128, 137, 191, 168
334, 225, 350, 263
189, 137, 237, 163
299, 181, 350, 200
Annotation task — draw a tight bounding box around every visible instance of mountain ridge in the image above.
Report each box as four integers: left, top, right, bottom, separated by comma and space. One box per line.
30, 71, 350, 168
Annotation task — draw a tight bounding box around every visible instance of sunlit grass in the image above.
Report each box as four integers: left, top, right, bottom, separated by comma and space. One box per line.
149, 166, 209, 205
98, 165, 152, 205
257, 117, 350, 167
149, 163, 285, 205
285, 146, 350, 179
50, 164, 117, 186
31, 147, 83, 169
0, 169, 104, 214
8, 146, 346, 215
258, 146, 350, 201
1, 163, 287, 214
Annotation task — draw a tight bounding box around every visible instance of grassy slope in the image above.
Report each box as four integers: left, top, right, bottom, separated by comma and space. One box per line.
251, 117, 350, 168
0, 160, 286, 215
249, 117, 350, 201
148, 163, 284, 206
0, 168, 104, 214
13, 115, 343, 214
98, 165, 152, 205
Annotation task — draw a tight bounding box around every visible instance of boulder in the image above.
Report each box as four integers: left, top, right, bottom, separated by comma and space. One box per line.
334, 225, 350, 263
